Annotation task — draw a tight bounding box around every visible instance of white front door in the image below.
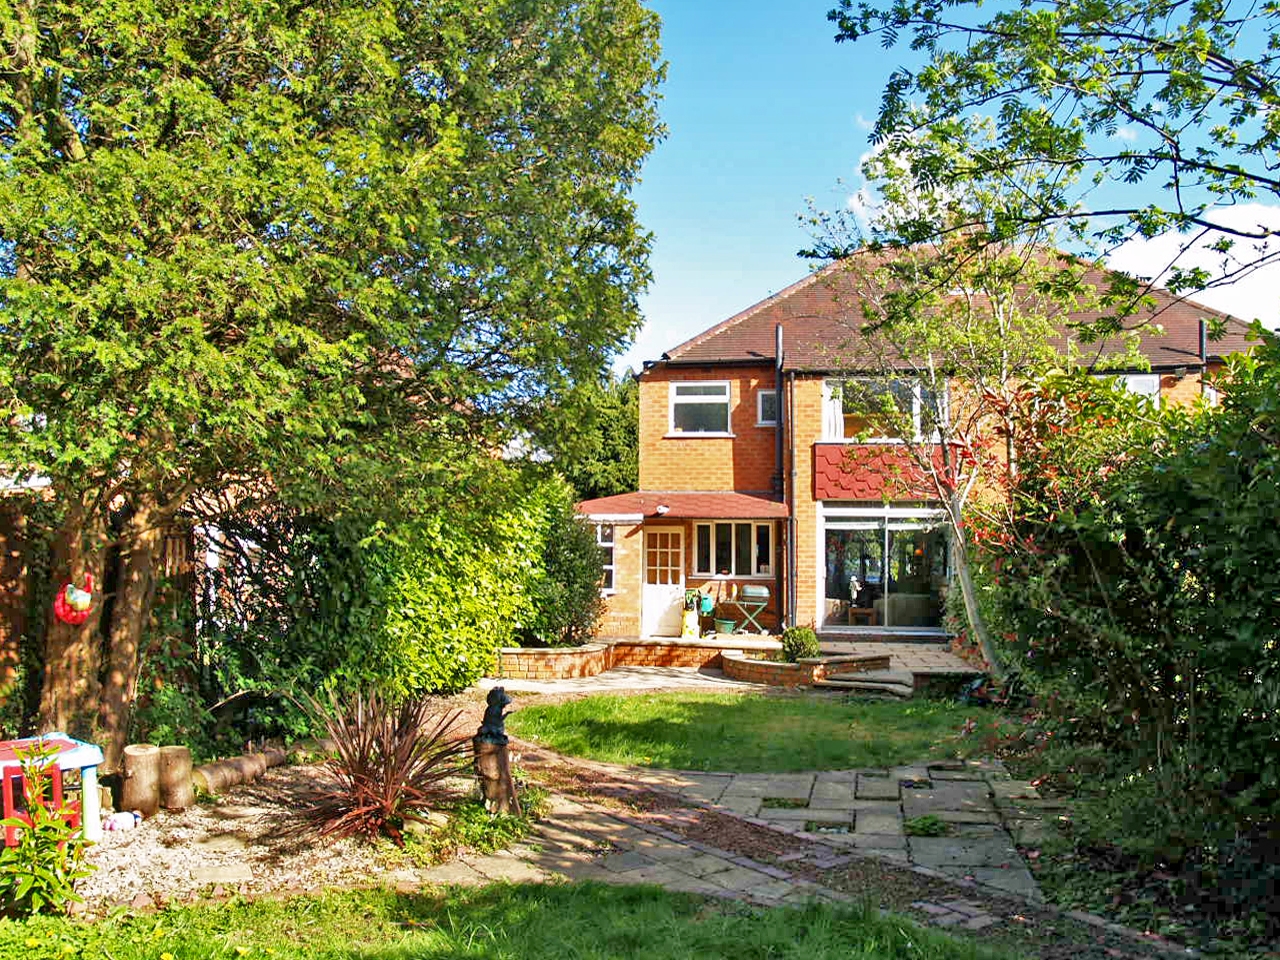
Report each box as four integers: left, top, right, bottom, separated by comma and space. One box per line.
641, 528, 685, 637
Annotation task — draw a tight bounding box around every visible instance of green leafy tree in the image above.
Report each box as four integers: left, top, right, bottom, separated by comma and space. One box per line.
829, 0, 1280, 293
545, 374, 639, 501
0, 0, 663, 767
809, 125, 1125, 677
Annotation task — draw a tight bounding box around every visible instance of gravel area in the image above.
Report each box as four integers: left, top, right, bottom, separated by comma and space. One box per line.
79, 763, 402, 912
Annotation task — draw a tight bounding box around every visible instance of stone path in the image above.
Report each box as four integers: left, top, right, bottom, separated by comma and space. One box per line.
608, 757, 1051, 901
375, 755, 1053, 929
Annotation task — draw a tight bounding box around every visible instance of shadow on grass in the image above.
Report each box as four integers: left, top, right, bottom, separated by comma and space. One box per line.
508, 693, 985, 773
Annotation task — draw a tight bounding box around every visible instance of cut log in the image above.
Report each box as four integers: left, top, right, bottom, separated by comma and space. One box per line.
120, 743, 161, 818
473, 737, 520, 816
159, 745, 195, 810
191, 749, 287, 795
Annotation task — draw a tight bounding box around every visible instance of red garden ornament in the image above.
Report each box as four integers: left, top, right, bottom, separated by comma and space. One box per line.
53, 572, 95, 626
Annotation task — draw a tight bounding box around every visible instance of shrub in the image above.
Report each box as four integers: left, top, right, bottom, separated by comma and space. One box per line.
517, 477, 605, 646
0, 749, 93, 916
780, 626, 820, 662
303, 690, 470, 846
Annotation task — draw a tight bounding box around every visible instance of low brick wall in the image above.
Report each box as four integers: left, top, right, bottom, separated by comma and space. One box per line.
721, 651, 809, 687
495, 636, 783, 680
496, 642, 612, 681
722, 651, 895, 688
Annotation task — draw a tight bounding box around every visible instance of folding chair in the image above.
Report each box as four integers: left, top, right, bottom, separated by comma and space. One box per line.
2, 762, 80, 847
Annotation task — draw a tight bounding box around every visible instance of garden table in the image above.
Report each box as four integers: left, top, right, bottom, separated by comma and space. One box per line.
0, 732, 104, 842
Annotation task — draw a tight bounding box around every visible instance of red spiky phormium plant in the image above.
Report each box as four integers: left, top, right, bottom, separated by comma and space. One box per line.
303, 690, 471, 846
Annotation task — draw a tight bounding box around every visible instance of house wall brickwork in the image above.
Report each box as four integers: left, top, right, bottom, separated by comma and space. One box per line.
597, 520, 644, 637
639, 364, 780, 493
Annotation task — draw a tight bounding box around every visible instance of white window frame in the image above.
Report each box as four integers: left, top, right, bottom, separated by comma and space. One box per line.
823, 378, 945, 442
1092, 372, 1161, 405
693, 521, 773, 578
756, 389, 778, 427
668, 381, 733, 436
595, 523, 616, 595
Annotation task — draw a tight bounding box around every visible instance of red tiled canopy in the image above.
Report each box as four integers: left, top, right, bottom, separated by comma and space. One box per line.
577, 491, 789, 520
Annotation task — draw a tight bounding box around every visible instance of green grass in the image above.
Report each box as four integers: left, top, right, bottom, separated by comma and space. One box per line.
508, 693, 987, 772
0, 884, 1018, 959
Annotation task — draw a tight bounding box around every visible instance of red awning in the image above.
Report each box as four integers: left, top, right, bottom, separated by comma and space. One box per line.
577, 491, 788, 520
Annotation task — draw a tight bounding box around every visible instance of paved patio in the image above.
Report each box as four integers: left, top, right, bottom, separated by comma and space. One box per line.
479, 641, 975, 695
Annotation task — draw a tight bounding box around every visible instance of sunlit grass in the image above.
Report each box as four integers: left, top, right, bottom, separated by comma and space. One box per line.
508, 693, 987, 772
1, 884, 1018, 960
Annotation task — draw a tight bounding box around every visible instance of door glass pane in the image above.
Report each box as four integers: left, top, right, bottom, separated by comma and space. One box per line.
884, 524, 949, 627
823, 528, 883, 627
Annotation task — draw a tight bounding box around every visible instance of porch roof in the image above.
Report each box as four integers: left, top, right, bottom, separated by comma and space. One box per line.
577, 490, 789, 520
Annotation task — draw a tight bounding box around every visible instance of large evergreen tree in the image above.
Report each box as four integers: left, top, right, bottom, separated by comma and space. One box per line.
0, 0, 663, 766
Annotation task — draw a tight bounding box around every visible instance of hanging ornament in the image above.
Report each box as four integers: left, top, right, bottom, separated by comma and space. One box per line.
53, 572, 95, 625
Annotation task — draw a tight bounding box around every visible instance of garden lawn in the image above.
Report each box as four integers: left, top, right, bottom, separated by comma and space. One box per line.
508, 693, 986, 772
4, 884, 1017, 960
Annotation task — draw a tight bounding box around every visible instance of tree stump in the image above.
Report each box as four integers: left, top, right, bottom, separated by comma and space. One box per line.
120, 743, 161, 818
159, 745, 195, 810
472, 737, 520, 816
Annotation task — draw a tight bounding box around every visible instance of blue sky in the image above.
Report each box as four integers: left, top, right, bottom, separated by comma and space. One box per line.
617, 0, 1280, 372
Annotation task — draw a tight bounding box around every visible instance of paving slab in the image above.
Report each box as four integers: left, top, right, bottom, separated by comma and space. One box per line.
722, 775, 814, 800
418, 861, 488, 885
933, 809, 1000, 824
679, 853, 739, 877
191, 864, 253, 885
962, 866, 1044, 901
990, 779, 1041, 800
908, 836, 1021, 869
761, 806, 852, 824
855, 812, 903, 835
704, 865, 779, 892
854, 775, 901, 800
716, 795, 763, 817
599, 850, 654, 872
811, 780, 855, 802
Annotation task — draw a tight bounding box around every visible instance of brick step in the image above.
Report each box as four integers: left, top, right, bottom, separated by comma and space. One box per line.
812, 678, 914, 698
827, 668, 915, 685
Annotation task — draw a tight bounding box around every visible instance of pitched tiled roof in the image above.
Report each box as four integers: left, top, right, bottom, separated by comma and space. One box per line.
659, 255, 1258, 371
577, 491, 788, 520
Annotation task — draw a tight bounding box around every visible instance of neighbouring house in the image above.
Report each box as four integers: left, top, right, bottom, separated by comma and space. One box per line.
578, 259, 1258, 639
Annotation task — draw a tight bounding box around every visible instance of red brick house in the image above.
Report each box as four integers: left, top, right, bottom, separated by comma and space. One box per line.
578, 259, 1257, 638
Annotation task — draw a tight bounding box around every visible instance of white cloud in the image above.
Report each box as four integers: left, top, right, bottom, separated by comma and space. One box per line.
1111, 126, 1139, 142
854, 113, 876, 131
1106, 203, 1280, 328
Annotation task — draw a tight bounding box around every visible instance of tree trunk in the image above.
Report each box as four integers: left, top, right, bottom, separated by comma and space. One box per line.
949, 513, 1006, 681
120, 742, 161, 818
0, 502, 27, 698
472, 737, 520, 816
37, 502, 106, 737
98, 502, 164, 772
159, 745, 195, 810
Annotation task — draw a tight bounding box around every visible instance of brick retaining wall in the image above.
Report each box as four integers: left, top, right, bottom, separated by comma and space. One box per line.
721, 651, 894, 688
495, 636, 783, 681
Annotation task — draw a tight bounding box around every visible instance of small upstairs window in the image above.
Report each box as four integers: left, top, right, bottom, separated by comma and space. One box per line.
757, 389, 778, 426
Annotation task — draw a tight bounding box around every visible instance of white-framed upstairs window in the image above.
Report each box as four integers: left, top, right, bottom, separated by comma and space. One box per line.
756, 389, 778, 426
669, 381, 732, 435
1092, 372, 1161, 405
596, 523, 616, 594
824, 378, 945, 442
694, 521, 773, 578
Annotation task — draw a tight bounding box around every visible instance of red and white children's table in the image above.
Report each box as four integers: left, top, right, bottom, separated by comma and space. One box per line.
0, 733, 105, 841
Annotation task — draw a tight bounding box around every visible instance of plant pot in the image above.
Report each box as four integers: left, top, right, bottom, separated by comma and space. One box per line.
714, 618, 736, 634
